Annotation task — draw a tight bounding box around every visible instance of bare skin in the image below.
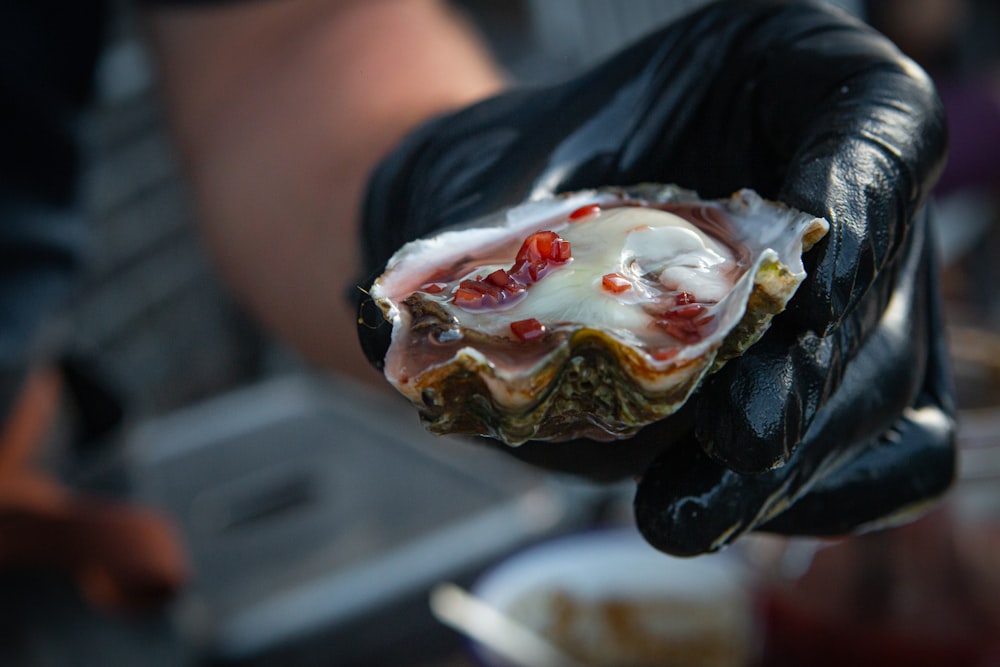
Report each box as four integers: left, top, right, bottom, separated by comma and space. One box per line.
142, 0, 506, 382
140, 1, 681, 483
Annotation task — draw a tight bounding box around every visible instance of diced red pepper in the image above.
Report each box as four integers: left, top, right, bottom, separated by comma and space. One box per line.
551, 239, 572, 262
510, 318, 546, 341
453, 285, 483, 305
421, 282, 446, 294
518, 261, 544, 284
675, 291, 696, 306
658, 319, 702, 344
453, 280, 505, 309
602, 273, 632, 294
568, 204, 601, 221
652, 348, 679, 362
695, 314, 716, 327
485, 269, 515, 289
666, 303, 705, 319
451, 230, 571, 310
513, 231, 572, 268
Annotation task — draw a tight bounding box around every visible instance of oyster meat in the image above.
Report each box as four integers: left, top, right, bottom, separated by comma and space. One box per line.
364, 184, 828, 445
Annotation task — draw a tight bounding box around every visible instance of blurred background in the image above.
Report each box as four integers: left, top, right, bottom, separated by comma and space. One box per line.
2, 0, 1000, 665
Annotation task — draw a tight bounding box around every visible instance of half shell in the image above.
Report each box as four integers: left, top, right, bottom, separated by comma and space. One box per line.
364, 184, 828, 445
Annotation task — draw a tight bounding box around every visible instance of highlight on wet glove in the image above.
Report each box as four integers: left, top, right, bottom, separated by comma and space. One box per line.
356, 0, 954, 556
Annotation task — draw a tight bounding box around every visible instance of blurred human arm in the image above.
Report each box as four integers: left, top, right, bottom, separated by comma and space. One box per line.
141, 0, 505, 381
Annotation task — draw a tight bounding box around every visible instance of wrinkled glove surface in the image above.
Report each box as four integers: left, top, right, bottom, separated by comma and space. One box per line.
358, 0, 955, 555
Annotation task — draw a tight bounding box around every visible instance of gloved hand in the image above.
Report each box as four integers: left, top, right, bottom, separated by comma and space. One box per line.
358, 0, 955, 555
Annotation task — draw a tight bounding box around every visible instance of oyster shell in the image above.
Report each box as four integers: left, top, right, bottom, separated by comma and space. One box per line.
364, 184, 828, 445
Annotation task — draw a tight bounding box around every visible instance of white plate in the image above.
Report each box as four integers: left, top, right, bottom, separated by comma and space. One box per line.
470, 527, 757, 667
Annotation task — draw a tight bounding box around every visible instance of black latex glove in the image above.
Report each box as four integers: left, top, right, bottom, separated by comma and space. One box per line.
358, 0, 955, 555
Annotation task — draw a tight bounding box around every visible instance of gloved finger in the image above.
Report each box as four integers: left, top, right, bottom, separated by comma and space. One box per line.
692, 207, 928, 474
692, 284, 884, 473
634, 207, 942, 555
757, 400, 954, 536
769, 21, 946, 336
683, 4, 947, 471
759, 217, 957, 534
635, 398, 953, 556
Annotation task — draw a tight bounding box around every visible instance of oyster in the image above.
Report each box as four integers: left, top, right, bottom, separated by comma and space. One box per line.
363, 184, 828, 445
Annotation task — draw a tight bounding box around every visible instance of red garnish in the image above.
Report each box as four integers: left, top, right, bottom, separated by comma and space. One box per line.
568, 204, 601, 221
652, 348, 679, 362
695, 314, 716, 327
453, 276, 524, 309
659, 320, 702, 344
675, 292, 696, 306
511, 230, 572, 282
421, 282, 447, 294
453, 284, 484, 305
602, 273, 632, 294
666, 303, 705, 319
452, 230, 571, 310
521, 231, 571, 262
654, 303, 709, 344
510, 318, 546, 341
485, 269, 516, 289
